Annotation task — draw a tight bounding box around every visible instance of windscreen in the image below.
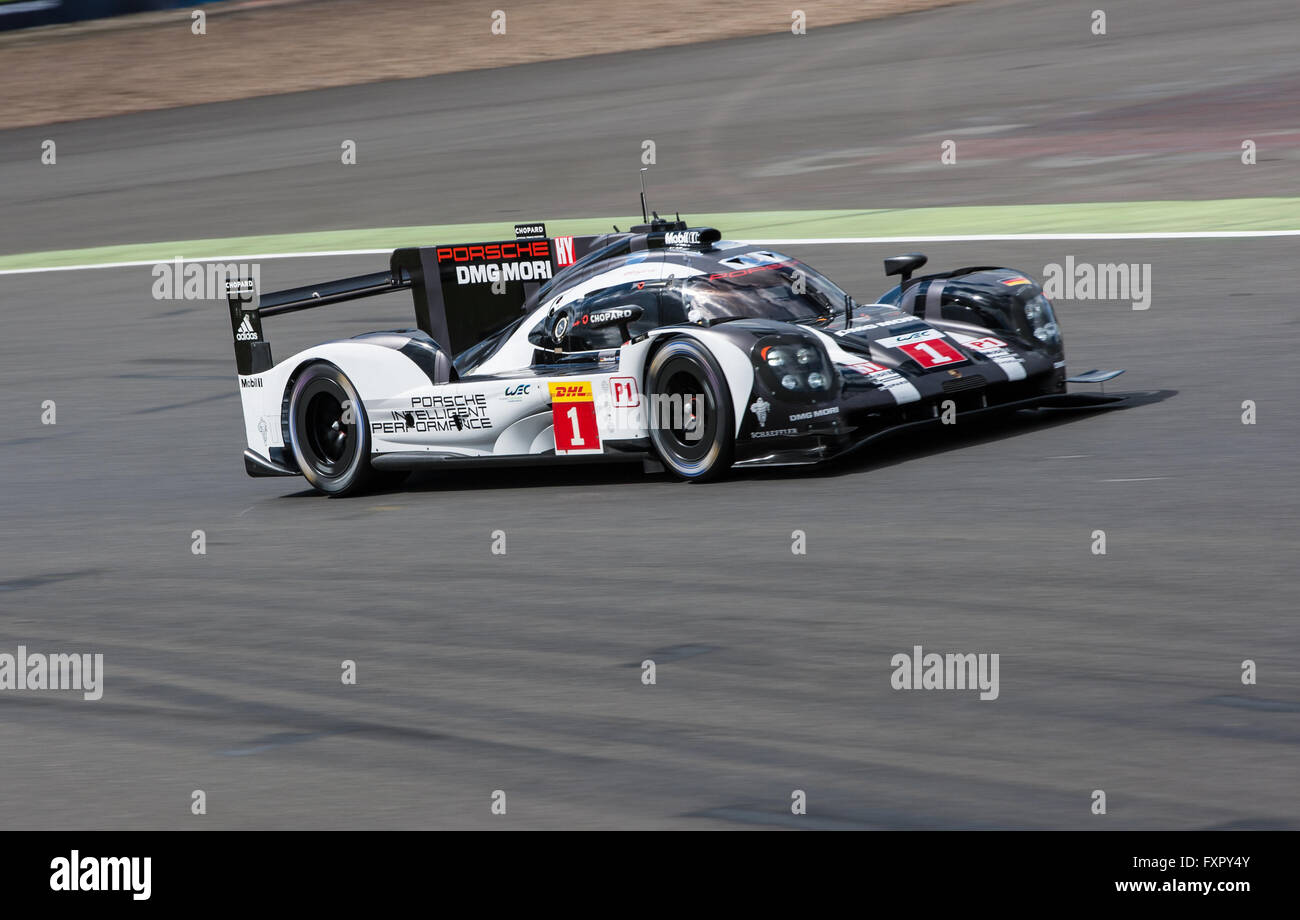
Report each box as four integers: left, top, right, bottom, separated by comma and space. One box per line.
680, 258, 852, 326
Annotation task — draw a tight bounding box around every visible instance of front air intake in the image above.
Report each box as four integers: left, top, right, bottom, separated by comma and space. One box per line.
941, 374, 987, 393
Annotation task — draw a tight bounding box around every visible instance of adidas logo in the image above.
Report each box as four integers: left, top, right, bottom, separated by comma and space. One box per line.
235, 314, 258, 342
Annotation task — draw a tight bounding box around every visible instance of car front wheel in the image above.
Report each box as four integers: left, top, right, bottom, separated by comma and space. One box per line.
645, 338, 735, 481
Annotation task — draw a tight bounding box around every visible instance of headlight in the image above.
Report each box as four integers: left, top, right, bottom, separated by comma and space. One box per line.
754, 337, 836, 396
1023, 295, 1062, 350
1033, 322, 1060, 344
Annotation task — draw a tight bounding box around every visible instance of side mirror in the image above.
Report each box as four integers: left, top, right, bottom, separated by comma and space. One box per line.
547, 304, 645, 348
547, 307, 573, 345
884, 253, 928, 284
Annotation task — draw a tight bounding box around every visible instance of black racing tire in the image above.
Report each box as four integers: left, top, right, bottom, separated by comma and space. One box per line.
645, 337, 736, 481
286, 363, 379, 496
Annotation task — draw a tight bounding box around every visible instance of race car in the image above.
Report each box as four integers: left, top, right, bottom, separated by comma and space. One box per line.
227, 215, 1125, 495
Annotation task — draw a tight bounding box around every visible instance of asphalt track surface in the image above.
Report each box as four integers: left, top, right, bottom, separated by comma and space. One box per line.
1, 0, 1299, 256
2, 0, 1299, 829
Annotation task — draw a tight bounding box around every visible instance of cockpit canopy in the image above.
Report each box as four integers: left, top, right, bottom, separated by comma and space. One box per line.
525, 250, 864, 353
676, 253, 853, 327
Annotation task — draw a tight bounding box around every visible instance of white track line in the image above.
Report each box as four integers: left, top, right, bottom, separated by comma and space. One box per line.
2, 230, 1298, 276
0, 249, 392, 276
745, 231, 1300, 244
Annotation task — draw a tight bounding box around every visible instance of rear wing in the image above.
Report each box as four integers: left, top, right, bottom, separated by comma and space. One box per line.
226, 229, 607, 375
226, 267, 410, 375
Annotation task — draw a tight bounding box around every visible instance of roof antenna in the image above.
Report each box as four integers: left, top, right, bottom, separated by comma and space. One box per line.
639, 168, 650, 225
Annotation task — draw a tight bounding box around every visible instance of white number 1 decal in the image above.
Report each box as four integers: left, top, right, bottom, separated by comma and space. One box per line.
567, 405, 585, 446
549, 381, 601, 454
915, 342, 955, 363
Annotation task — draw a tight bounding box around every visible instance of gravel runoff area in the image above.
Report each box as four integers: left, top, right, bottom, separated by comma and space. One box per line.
0, 0, 973, 129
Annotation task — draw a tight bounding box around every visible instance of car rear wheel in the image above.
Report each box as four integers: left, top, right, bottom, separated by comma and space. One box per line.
646, 338, 735, 481
287, 363, 379, 496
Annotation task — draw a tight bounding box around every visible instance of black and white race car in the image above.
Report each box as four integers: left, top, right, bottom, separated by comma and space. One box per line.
228, 216, 1125, 495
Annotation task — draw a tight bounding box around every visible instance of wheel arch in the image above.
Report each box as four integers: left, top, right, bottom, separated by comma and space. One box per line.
644, 328, 756, 437
272, 341, 434, 443
642, 334, 737, 480
279, 358, 328, 448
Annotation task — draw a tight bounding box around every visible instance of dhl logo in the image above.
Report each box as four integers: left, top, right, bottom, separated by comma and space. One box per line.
548, 381, 593, 403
